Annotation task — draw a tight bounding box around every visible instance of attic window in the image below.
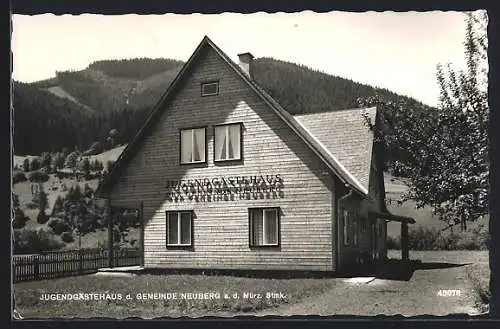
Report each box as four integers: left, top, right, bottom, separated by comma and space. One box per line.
201, 81, 219, 96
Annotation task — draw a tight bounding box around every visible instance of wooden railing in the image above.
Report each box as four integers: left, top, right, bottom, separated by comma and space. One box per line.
13, 248, 140, 283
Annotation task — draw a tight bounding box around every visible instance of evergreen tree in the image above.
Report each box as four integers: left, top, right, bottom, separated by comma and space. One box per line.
52, 195, 64, 216
22, 158, 30, 172
30, 158, 40, 171
64, 151, 80, 169
62, 184, 102, 248
12, 192, 28, 229
81, 157, 91, 175
40, 152, 51, 170
36, 183, 49, 224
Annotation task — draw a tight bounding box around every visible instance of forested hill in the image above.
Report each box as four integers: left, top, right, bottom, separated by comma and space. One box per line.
13, 57, 428, 155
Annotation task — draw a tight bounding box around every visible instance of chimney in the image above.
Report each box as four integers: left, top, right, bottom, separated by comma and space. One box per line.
237, 52, 254, 79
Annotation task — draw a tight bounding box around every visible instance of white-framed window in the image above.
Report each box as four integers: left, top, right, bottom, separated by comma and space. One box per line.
166, 211, 193, 247
214, 123, 242, 162
343, 209, 349, 246
180, 127, 206, 164
249, 208, 279, 247
201, 81, 219, 96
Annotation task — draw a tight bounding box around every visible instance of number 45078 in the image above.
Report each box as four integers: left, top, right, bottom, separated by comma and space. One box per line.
437, 289, 461, 297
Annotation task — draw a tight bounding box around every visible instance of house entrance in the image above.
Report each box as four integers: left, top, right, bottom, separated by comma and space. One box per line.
107, 201, 144, 268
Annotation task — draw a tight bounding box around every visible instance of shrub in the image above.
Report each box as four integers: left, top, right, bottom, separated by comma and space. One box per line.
52, 195, 65, 216
13, 170, 27, 184
28, 170, 49, 183
106, 160, 115, 173
47, 218, 72, 235
23, 158, 30, 172
387, 235, 401, 250
36, 211, 50, 224
405, 225, 488, 251
408, 226, 440, 250
64, 151, 80, 169
12, 215, 28, 229
25, 202, 38, 210
60, 231, 74, 243
30, 157, 41, 171
13, 228, 64, 254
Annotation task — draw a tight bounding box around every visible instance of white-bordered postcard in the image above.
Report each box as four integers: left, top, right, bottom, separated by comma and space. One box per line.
10, 10, 491, 319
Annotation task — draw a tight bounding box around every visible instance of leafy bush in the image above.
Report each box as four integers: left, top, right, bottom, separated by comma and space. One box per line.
36, 211, 50, 224
47, 218, 72, 235
28, 170, 49, 183
23, 158, 30, 172
29, 157, 41, 171
25, 202, 38, 210
407, 226, 440, 250
60, 231, 74, 243
12, 215, 28, 229
387, 225, 489, 251
13, 228, 64, 254
13, 170, 27, 184
52, 195, 65, 216
64, 151, 80, 169
387, 235, 401, 250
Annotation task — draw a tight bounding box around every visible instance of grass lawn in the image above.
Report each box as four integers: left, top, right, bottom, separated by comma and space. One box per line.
14, 273, 337, 318
464, 252, 491, 313
388, 249, 490, 313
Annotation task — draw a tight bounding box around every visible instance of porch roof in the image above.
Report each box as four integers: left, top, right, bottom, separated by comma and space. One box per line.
368, 211, 416, 224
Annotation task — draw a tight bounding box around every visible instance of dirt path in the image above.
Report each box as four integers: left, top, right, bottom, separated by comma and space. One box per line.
253, 254, 483, 317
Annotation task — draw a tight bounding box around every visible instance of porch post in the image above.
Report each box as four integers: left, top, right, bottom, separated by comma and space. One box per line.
107, 201, 114, 268
401, 221, 409, 260
139, 201, 145, 267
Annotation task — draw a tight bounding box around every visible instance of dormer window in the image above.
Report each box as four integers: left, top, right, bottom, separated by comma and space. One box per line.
201, 81, 219, 96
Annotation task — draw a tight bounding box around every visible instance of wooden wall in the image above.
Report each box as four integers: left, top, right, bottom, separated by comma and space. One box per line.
109, 45, 337, 271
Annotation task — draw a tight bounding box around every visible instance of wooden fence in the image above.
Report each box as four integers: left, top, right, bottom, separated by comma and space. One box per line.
13, 248, 140, 283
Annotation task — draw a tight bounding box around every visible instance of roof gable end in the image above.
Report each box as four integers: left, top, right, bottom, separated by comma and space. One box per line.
97, 36, 371, 198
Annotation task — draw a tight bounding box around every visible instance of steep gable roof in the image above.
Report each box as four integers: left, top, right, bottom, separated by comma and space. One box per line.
293, 108, 377, 194
97, 36, 373, 198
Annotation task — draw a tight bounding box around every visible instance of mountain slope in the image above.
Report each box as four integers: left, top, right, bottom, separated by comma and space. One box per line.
45, 86, 94, 113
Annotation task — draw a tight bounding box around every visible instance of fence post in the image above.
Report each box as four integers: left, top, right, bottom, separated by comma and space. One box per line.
401, 221, 409, 261
107, 201, 114, 268
33, 256, 39, 280
79, 249, 83, 274
139, 201, 144, 267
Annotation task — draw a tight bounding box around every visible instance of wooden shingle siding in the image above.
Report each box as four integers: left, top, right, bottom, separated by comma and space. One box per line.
110, 46, 336, 271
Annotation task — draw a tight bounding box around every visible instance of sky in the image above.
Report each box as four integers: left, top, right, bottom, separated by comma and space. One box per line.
11, 11, 476, 107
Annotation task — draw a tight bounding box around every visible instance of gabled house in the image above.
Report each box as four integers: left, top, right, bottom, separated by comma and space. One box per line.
97, 36, 414, 275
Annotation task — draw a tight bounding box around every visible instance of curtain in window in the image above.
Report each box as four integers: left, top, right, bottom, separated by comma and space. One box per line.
180, 212, 191, 245
215, 126, 226, 161
193, 128, 205, 162
251, 210, 264, 246
168, 213, 179, 244
264, 210, 277, 245
228, 124, 240, 159
181, 130, 193, 163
